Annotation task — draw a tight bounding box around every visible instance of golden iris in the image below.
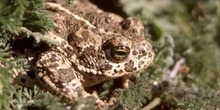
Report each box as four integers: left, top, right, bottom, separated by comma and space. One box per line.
110, 46, 130, 61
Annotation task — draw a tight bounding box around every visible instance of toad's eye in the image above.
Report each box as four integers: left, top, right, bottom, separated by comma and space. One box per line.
110, 46, 130, 61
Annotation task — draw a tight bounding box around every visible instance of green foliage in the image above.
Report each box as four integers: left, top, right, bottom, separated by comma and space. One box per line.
0, 0, 29, 34
10, 86, 65, 110
115, 74, 152, 109
178, 88, 220, 109
0, 35, 27, 110
0, 0, 54, 40
0, 0, 57, 109
0, 39, 14, 110
22, 0, 54, 33
70, 96, 96, 110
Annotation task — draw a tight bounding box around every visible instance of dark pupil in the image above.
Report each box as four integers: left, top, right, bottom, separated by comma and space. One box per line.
115, 51, 127, 55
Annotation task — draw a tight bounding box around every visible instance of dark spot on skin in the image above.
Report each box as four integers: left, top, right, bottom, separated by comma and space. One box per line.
132, 50, 138, 55
104, 64, 113, 70
141, 50, 146, 54
105, 17, 111, 23
121, 19, 131, 30
105, 29, 109, 32
148, 52, 153, 58
138, 60, 145, 68
124, 60, 134, 72
20, 78, 26, 83
132, 29, 138, 34
133, 67, 137, 71
27, 71, 36, 79
119, 69, 123, 74
138, 50, 148, 59
79, 60, 86, 67
114, 69, 117, 73
50, 54, 58, 62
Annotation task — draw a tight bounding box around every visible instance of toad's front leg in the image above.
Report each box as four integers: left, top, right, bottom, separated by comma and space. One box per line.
34, 47, 90, 103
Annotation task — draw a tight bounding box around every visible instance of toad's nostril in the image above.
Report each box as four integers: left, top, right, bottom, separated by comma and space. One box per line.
20, 78, 26, 83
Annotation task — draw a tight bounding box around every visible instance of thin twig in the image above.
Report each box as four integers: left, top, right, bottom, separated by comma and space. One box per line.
169, 58, 185, 79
